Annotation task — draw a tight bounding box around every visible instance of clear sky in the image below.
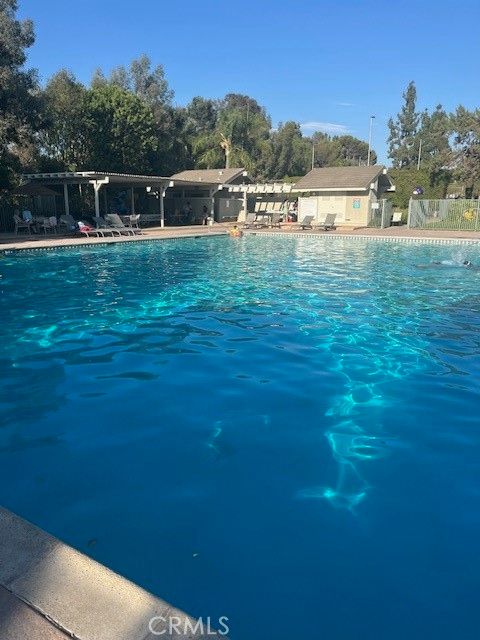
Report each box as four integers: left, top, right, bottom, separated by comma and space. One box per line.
18, 0, 480, 164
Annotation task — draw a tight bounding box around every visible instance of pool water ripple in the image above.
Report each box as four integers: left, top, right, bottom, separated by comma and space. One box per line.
1, 236, 480, 639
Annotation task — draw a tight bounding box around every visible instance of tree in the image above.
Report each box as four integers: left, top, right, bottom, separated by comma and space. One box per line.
40, 69, 88, 170
0, 0, 42, 186
91, 55, 185, 174
311, 132, 376, 167
451, 106, 480, 194
82, 84, 158, 173
417, 105, 451, 171
92, 55, 173, 110
388, 81, 420, 168
265, 121, 310, 179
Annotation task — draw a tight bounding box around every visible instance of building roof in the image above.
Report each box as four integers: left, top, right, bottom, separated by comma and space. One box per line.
21, 171, 170, 186
170, 168, 246, 185
293, 165, 387, 191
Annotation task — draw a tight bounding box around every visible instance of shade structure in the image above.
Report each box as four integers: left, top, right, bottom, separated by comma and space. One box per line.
13, 182, 60, 197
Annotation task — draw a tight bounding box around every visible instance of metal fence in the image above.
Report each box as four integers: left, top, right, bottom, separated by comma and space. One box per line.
368, 199, 393, 228
408, 198, 480, 231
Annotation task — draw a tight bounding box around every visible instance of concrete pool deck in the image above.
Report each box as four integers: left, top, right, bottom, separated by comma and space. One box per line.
0, 508, 222, 639
0, 225, 228, 252
2, 224, 480, 252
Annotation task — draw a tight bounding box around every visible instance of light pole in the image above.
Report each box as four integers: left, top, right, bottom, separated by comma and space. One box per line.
367, 115, 375, 166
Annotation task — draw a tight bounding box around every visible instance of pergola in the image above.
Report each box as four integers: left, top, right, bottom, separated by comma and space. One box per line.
21, 171, 174, 227
227, 182, 295, 215
20, 170, 245, 225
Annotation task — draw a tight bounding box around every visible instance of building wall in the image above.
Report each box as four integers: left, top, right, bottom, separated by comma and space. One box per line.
298, 191, 371, 226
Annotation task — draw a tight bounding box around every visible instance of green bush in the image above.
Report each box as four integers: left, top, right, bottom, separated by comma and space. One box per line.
388, 168, 451, 209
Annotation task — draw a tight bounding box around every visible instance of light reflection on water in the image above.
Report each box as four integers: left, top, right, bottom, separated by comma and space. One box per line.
1, 236, 480, 639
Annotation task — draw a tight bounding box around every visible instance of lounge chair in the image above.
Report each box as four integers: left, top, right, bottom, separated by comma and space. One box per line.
299, 215, 314, 230
106, 213, 142, 235
243, 212, 267, 229
59, 214, 78, 234
391, 211, 402, 226
77, 221, 103, 238
94, 217, 123, 237
314, 213, 337, 231
269, 211, 283, 228
13, 214, 33, 235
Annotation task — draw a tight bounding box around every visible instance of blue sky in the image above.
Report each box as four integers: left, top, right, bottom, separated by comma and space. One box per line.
19, 0, 480, 164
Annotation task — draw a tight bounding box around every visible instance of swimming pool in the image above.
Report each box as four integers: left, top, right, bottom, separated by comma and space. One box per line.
1, 235, 480, 639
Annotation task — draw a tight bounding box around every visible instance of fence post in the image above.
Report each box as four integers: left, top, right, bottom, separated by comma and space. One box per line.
407, 198, 412, 228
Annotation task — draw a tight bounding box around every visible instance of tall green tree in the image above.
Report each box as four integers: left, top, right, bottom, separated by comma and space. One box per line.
388, 81, 420, 168
82, 84, 158, 173
40, 69, 88, 170
417, 105, 451, 171
452, 106, 480, 193
0, 0, 42, 186
311, 132, 376, 167
265, 121, 310, 179
91, 55, 186, 174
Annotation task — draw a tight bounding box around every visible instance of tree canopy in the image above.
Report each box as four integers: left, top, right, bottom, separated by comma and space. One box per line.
6, 1, 480, 199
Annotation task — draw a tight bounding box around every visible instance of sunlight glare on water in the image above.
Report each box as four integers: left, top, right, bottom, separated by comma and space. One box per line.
1, 235, 480, 639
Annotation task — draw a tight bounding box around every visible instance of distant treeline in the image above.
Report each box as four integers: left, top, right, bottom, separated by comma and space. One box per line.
1, 1, 479, 200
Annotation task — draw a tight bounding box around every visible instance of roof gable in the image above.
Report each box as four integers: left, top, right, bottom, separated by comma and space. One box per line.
170, 168, 246, 185
293, 165, 386, 191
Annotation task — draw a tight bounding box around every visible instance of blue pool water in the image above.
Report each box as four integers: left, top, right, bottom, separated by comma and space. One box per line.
1, 235, 480, 639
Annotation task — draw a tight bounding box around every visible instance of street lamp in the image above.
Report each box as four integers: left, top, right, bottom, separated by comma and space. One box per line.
367, 115, 375, 166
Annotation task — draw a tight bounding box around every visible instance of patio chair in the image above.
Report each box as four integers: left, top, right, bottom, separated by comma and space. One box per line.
94, 217, 123, 237
105, 213, 141, 235
129, 214, 141, 228
59, 214, 78, 234
13, 214, 33, 235
391, 211, 403, 226
243, 212, 257, 228
40, 216, 58, 234
269, 211, 283, 228
299, 215, 314, 230
314, 213, 337, 231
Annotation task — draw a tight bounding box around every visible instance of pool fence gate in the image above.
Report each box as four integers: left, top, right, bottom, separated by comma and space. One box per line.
368, 199, 393, 228
408, 198, 480, 231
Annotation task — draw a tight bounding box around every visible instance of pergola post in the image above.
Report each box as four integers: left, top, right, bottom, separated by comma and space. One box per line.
90, 178, 109, 218
243, 189, 247, 221
130, 187, 135, 215
209, 188, 218, 224
159, 188, 165, 228
63, 183, 70, 216
94, 184, 100, 218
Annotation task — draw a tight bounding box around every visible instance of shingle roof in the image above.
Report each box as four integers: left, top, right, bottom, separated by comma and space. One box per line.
170, 168, 246, 184
293, 165, 385, 191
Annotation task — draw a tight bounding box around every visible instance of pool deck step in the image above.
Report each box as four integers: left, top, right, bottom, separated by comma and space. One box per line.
0, 507, 220, 639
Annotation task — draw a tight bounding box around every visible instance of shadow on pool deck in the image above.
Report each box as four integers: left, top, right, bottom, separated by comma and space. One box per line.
0, 507, 224, 639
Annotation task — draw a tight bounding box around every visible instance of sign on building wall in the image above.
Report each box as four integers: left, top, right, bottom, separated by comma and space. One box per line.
353, 198, 361, 209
